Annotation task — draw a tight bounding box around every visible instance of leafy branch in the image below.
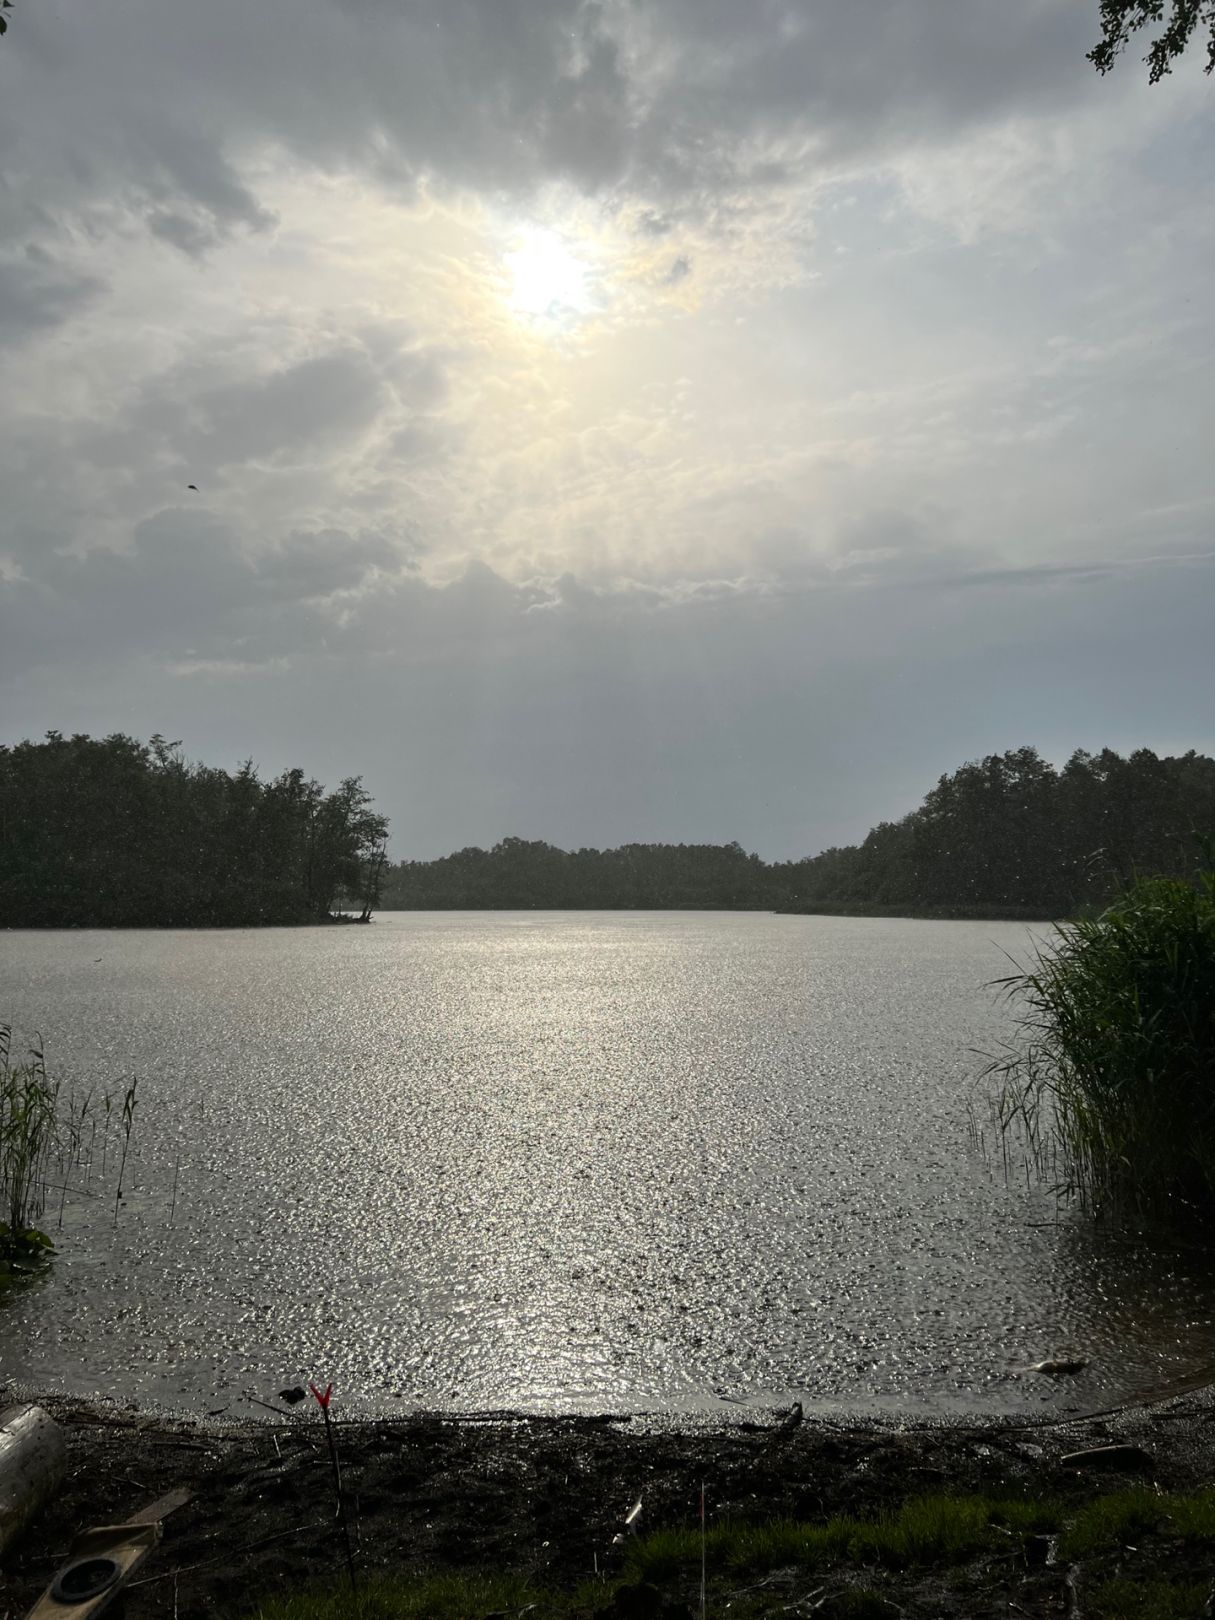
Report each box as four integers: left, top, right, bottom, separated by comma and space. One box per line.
1090, 0, 1215, 81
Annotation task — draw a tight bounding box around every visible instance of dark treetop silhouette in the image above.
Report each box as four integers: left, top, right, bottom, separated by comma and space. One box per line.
3, 737, 1212, 924
0, 732, 388, 927
378, 746, 1215, 918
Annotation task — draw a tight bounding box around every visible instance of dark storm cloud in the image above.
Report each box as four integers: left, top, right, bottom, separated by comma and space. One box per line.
196, 352, 387, 466
0, 511, 411, 678
0, 250, 101, 347
3, 0, 1102, 237
1, 330, 451, 511
7, 483, 1211, 689
147, 210, 226, 258
8, 512, 257, 666
258, 528, 403, 600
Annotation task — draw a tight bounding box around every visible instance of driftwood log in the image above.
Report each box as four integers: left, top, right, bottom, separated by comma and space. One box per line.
0, 1404, 67, 1556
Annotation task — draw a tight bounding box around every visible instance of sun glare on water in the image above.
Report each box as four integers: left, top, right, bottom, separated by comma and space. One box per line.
505, 228, 592, 322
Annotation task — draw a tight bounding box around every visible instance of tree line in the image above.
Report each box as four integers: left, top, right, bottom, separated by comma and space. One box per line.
2, 737, 1211, 924
783, 746, 1215, 917
380, 746, 1215, 917
380, 836, 774, 911
0, 732, 388, 927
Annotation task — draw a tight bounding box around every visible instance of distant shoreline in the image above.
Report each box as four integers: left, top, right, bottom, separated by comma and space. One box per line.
3, 903, 1065, 928
380, 902, 1065, 921
774, 902, 1064, 922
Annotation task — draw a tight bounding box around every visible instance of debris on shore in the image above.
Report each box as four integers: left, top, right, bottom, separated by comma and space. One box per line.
2, 1388, 1214, 1619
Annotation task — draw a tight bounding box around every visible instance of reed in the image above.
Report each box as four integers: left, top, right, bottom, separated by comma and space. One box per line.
112, 1077, 138, 1226
1, 1025, 145, 1276
0, 1024, 58, 1272
987, 871, 1215, 1222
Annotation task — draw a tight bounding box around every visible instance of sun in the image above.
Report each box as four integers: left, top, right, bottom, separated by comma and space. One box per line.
504, 228, 592, 321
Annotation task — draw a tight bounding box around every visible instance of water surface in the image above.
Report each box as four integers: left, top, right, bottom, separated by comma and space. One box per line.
1, 912, 1212, 1418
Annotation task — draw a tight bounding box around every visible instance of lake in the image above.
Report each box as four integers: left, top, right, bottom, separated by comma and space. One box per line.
1, 911, 1212, 1420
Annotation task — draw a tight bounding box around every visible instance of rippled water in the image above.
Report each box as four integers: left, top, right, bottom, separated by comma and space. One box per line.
1, 912, 1213, 1419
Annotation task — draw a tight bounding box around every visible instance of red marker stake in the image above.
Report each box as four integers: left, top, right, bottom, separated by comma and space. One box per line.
311, 1381, 357, 1592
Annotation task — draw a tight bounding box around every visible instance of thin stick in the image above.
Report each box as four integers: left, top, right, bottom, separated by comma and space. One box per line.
243, 1392, 296, 1417
129, 1520, 330, 1586
113, 1079, 137, 1227
322, 1403, 343, 1501
700, 1481, 707, 1620
325, 1406, 357, 1592
312, 1385, 357, 1594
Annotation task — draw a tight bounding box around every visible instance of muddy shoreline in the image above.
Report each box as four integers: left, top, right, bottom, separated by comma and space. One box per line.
4, 1388, 1215, 1617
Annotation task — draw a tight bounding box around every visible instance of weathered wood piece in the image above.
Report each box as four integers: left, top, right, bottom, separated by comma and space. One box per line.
0, 1404, 67, 1556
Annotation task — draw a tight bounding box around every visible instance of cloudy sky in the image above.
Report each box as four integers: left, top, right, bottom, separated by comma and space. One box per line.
2, 1, 1213, 860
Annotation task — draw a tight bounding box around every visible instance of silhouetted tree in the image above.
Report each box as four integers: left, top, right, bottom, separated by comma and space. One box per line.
0, 734, 390, 927
375, 746, 1215, 918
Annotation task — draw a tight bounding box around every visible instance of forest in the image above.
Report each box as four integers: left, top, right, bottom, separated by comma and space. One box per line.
0, 732, 388, 927
2, 738, 1212, 924
380, 746, 1215, 916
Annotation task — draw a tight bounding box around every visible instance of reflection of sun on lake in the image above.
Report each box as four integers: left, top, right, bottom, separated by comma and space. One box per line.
4, 913, 1215, 1419
505, 228, 592, 321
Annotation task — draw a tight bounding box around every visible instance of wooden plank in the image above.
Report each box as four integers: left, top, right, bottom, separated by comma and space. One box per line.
122, 1485, 192, 1525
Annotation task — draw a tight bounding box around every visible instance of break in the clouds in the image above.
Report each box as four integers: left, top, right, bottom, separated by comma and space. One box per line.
2, 2, 1213, 859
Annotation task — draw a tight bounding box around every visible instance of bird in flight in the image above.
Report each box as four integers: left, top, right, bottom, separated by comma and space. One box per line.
187, 483, 198, 491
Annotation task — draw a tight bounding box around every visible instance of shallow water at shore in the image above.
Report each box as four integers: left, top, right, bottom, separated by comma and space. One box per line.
2, 911, 1213, 1419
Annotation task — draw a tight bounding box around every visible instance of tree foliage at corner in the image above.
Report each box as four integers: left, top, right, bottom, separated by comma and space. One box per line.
1090, 0, 1215, 80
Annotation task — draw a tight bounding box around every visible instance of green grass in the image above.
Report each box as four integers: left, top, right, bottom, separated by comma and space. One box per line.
1059, 1487, 1215, 1558
626, 1493, 1060, 1582
1091, 1577, 1211, 1620
247, 1569, 905, 1620
250, 1572, 550, 1620
241, 1565, 1215, 1620
814, 1594, 900, 1619
245, 1489, 1215, 1619
990, 870, 1215, 1221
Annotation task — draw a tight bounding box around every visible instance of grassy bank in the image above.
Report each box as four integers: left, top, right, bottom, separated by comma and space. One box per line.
248, 1487, 1215, 1619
